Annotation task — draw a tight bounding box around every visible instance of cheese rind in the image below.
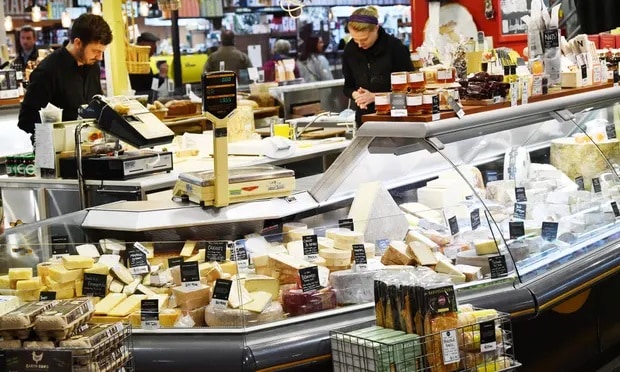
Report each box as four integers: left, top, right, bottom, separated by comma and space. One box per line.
62, 256, 94, 270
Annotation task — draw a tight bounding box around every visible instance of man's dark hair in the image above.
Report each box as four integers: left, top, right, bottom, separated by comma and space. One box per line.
221, 30, 235, 46
156, 60, 167, 70
19, 25, 36, 38
70, 14, 113, 45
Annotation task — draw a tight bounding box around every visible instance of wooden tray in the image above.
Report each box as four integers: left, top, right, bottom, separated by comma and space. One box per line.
254, 127, 345, 139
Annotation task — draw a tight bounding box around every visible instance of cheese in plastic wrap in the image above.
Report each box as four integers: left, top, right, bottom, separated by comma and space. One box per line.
329, 269, 377, 305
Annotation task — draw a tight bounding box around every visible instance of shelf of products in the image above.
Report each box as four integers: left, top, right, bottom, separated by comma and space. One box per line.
0, 87, 619, 370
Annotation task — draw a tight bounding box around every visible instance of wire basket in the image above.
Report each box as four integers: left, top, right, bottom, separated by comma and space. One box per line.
331, 311, 521, 372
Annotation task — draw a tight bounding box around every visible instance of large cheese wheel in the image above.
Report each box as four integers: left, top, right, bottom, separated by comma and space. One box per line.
550, 137, 620, 191
282, 288, 336, 316
332, 231, 364, 250
204, 301, 284, 327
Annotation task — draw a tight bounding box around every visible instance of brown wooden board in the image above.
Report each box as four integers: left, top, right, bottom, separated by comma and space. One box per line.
299, 128, 346, 139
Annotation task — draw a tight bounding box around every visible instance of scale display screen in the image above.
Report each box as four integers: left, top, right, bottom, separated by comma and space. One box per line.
202, 71, 237, 119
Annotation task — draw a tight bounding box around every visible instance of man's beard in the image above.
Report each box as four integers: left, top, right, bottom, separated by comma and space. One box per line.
76, 47, 98, 65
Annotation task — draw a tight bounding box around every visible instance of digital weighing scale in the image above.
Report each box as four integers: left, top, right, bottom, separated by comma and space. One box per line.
172, 71, 296, 208
59, 150, 173, 180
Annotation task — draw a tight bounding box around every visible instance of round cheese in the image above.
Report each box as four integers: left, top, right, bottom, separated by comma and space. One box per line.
325, 257, 352, 267
332, 231, 365, 250
318, 237, 334, 250
282, 222, 307, 232
205, 301, 284, 327
325, 228, 351, 240
287, 228, 314, 243
319, 248, 350, 260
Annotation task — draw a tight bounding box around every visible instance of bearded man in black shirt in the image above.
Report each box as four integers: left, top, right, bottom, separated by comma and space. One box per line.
17, 13, 113, 136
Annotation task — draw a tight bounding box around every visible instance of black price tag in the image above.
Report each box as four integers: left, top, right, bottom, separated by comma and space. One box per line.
541, 221, 559, 241
51, 235, 69, 259
299, 266, 321, 292
592, 177, 602, 193
614, 70, 620, 86
212, 279, 233, 309
580, 64, 588, 80
470, 208, 481, 231
202, 71, 237, 119
612, 202, 620, 217
168, 256, 183, 268
485, 170, 498, 182
488, 255, 508, 278
479, 320, 498, 352
39, 291, 56, 301
141, 299, 159, 330
448, 216, 459, 235
606, 123, 617, 139
338, 218, 354, 231
5, 349, 73, 372
206, 241, 227, 262
543, 29, 560, 49
514, 187, 527, 202
513, 203, 527, 220
83, 273, 107, 297
302, 235, 319, 261
230, 243, 248, 261
180, 261, 200, 288
127, 246, 149, 275
431, 95, 440, 114
575, 176, 585, 191
509, 221, 525, 239
375, 239, 390, 255
352, 244, 367, 270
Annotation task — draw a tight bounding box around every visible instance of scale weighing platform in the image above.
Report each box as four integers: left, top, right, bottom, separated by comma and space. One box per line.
173, 165, 295, 206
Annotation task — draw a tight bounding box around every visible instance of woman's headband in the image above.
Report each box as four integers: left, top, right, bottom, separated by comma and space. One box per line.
349, 14, 378, 25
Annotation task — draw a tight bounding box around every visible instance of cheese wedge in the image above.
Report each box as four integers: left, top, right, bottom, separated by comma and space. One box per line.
98, 254, 121, 268
199, 262, 222, 283
123, 279, 141, 295
76, 244, 101, 258
160, 308, 181, 327
62, 256, 94, 270
406, 242, 438, 266
137, 284, 156, 297
220, 261, 238, 276
455, 264, 483, 282
8, 268, 33, 281
380, 241, 414, 266
48, 265, 83, 284
99, 239, 126, 253
108, 294, 147, 317
109, 280, 124, 293
172, 285, 211, 310
242, 291, 273, 313
186, 249, 206, 263
435, 259, 465, 278
473, 239, 499, 255
95, 293, 127, 315
241, 275, 279, 299
228, 279, 252, 309
147, 294, 169, 310
16, 277, 42, 291
405, 230, 440, 251
180, 241, 197, 257
84, 263, 110, 276
111, 264, 134, 285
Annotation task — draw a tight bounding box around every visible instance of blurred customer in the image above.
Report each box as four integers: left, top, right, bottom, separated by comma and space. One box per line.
129, 32, 160, 100
298, 35, 333, 82
155, 60, 173, 98
263, 39, 299, 82
204, 30, 252, 77
13, 25, 38, 71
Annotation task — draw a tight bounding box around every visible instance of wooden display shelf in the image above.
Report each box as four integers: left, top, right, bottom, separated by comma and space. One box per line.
0, 97, 22, 107
362, 83, 614, 123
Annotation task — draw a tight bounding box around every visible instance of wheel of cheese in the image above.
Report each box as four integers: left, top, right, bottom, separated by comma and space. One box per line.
319, 248, 350, 260
327, 265, 351, 272
324, 257, 351, 267
332, 231, 365, 250
318, 237, 334, 250
286, 228, 314, 243
282, 288, 336, 317
325, 228, 351, 240
204, 301, 284, 327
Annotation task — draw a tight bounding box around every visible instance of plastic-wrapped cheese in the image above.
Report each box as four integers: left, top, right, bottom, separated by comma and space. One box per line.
204, 301, 284, 327
329, 270, 376, 305
282, 288, 336, 316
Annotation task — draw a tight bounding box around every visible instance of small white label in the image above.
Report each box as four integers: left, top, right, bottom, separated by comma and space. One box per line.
219, 61, 225, 71
510, 82, 518, 106
423, 94, 435, 104
441, 330, 460, 365
167, 79, 174, 92
237, 259, 250, 272
390, 108, 408, 117
438, 69, 453, 80
247, 67, 259, 82
182, 281, 200, 289
304, 254, 319, 262
432, 113, 441, 121
407, 72, 424, 83
481, 340, 497, 352
186, 84, 192, 96
521, 79, 529, 104
141, 320, 160, 330
129, 266, 149, 275
52, 253, 69, 261
390, 74, 407, 84
375, 95, 390, 105
151, 77, 159, 91
406, 95, 422, 105
213, 298, 227, 310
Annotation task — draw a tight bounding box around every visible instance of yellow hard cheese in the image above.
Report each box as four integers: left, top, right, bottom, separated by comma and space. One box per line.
473, 239, 499, 255
241, 291, 273, 313
228, 279, 251, 309
241, 275, 279, 299
8, 268, 33, 281
435, 260, 466, 284
15, 277, 42, 291
220, 261, 238, 276
406, 242, 438, 266
95, 293, 128, 315
108, 294, 147, 317
180, 241, 197, 257
16, 289, 41, 302
406, 230, 439, 251
48, 265, 83, 284
62, 255, 94, 270
172, 284, 211, 311
185, 249, 205, 263
84, 263, 110, 276
0, 275, 9, 289
36, 263, 53, 281
56, 287, 75, 299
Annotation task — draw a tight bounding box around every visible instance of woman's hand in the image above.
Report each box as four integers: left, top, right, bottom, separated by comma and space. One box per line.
353, 88, 374, 110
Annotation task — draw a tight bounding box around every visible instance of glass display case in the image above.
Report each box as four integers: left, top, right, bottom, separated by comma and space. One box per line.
1, 86, 620, 371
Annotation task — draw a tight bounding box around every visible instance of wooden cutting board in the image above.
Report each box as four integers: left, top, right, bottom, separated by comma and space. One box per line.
254, 127, 346, 139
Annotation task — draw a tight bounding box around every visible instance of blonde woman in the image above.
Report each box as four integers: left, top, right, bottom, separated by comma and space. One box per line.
342, 6, 413, 127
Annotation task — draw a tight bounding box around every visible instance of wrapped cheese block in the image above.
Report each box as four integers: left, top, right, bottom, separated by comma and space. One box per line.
551, 137, 620, 191
205, 301, 284, 327
282, 288, 336, 317
329, 269, 376, 305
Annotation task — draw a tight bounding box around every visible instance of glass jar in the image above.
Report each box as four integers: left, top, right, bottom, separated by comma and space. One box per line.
374, 93, 391, 115
437, 66, 456, 84
390, 72, 408, 93
406, 93, 422, 115
407, 71, 425, 93
421, 93, 438, 114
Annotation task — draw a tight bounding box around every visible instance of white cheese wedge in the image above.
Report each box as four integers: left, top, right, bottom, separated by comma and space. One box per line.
76, 244, 101, 258
228, 279, 252, 309
123, 278, 141, 295
406, 242, 438, 266
180, 241, 197, 257
98, 254, 121, 268
109, 280, 124, 293
406, 230, 439, 251
111, 264, 134, 285
99, 239, 126, 253
242, 291, 273, 313
399, 202, 445, 225
241, 275, 280, 299
455, 264, 483, 282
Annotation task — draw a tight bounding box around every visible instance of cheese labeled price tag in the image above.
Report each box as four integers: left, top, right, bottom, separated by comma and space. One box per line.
206, 241, 227, 262
352, 244, 367, 271
211, 279, 233, 309
541, 221, 559, 241
575, 176, 585, 191
51, 235, 70, 260
488, 255, 508, 278
141, 299, 160, 330
440, 329, 460, 365
127, 245, 150, 275
39, 291, 56, 301
448, 216, 459, 236
513, 203, 527, 220
521, 78, 529, 104
299, 266, 321, 292
375, 239, 390, 255
180, 261, 200, 289
431, 95, 441, 121
447, 96, 465, 118
479, 320, 497, 352
338, 218, 354, 231
167, 256, 183, 268
302, 235, 319, 262
612, 202, 620, 218
509, 221, 525, 239
230, 240, 249, 271
510, 82, 518, 107
592, 177, 602, 193
83, 273, 107, 297
606, 123, 617, 140
470, 208, 480, 231
514, 187, 527, 202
